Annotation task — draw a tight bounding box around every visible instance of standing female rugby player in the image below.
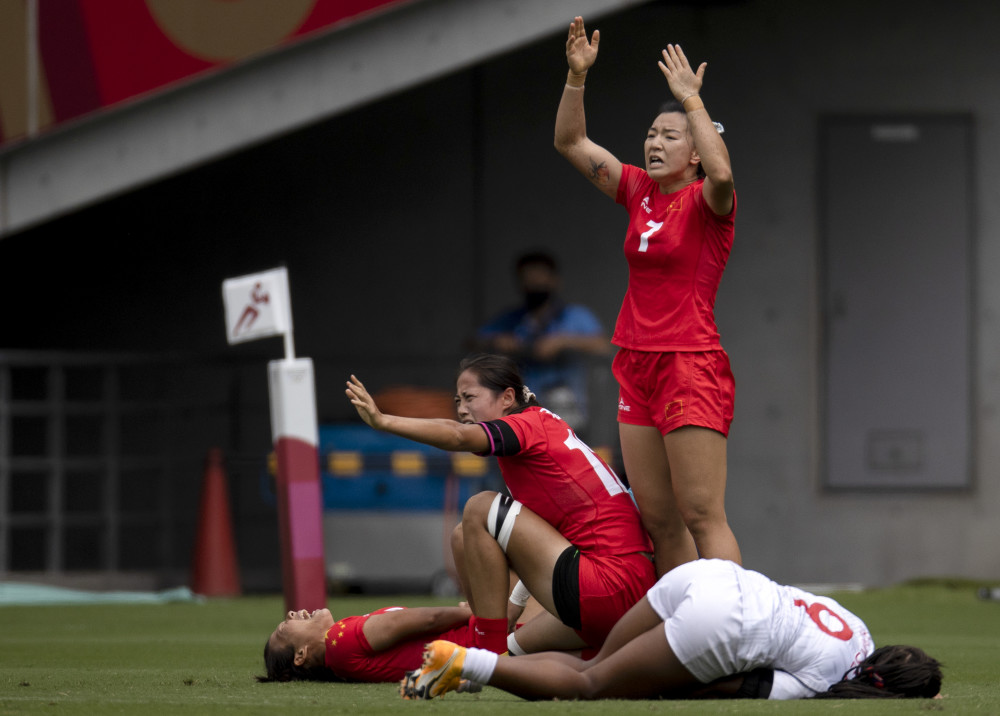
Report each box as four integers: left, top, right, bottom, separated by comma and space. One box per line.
554, 16, 740, 576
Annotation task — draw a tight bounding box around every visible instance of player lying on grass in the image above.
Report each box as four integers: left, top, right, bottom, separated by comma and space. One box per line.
346, 354, 656, 657
401, 558, 943, 701
258, 603, 484, 683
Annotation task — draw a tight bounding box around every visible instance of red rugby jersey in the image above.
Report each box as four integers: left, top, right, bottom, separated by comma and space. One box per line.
477, 406, 651, 555
324, 607, 473, 682
613, 164, 735, 351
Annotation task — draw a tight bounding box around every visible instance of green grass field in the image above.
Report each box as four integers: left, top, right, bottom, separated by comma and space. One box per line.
1, 580, 999, 715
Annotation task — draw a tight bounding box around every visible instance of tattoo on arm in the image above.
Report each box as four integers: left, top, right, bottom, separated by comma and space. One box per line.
588, 157, 610, 184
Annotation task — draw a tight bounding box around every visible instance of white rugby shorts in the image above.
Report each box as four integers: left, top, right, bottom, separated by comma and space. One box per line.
646, 559, 744, 683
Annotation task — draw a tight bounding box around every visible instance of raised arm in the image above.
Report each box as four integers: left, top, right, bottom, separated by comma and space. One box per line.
554, 16, 622, 200
345, 375, 489, 453
657, 44, 734, 215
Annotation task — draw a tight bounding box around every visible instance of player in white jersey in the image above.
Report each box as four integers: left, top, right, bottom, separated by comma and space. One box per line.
649, 559, 873, 698
401, 559, 942, 701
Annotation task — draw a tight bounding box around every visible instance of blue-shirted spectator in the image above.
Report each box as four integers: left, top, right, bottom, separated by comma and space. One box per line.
473, 252, 610, 436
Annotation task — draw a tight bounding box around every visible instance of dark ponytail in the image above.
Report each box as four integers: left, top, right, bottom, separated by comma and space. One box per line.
813, 645, 942, 699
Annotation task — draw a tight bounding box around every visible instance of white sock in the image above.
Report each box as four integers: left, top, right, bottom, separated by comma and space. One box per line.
461, 647, 499, 684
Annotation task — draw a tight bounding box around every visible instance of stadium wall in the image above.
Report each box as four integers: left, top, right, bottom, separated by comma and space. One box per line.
2, 0, 999, 589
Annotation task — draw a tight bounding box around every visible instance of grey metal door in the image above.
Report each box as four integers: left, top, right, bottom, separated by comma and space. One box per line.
821, 115, 973, 489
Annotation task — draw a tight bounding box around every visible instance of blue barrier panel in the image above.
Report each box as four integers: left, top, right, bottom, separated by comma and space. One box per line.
319, 424, 499, 511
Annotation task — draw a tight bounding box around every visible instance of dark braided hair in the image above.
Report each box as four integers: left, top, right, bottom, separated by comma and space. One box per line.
458, 354, 540, 413
813, 645, 942, 699
255, 639, 342, 683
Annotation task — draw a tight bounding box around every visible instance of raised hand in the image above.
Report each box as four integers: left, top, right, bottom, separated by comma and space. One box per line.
657, 44, 706, 102
566, 16, 599, 75
345, 374, 382, 429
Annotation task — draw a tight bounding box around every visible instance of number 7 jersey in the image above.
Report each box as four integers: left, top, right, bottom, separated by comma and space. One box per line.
613, 164, 736, 351
476, 406, 652, 555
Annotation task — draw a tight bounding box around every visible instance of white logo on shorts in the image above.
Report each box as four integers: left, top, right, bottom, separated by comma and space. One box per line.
618, 398, 631, 413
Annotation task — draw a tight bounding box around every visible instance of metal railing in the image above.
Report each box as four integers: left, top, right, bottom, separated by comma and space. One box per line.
0, 351, 231, 584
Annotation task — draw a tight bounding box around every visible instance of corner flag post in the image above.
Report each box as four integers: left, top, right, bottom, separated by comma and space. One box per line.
222, 267, 326, 612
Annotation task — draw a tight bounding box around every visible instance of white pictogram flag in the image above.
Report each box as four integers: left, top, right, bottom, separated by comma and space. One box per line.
222, 267, 292, 345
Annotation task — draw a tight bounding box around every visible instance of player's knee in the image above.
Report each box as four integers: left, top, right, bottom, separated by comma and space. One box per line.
461, 491, 524, 553
677, 501, 726, 537
638, 507, 688, 542
462, 490, 498, 526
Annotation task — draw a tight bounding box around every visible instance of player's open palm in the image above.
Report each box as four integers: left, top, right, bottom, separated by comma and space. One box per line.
566, 16, 599, 74
658, 44, 705, 102
345, 375, 382, 429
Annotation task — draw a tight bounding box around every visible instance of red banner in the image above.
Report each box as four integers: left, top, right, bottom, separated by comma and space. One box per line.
0, 0, 417, 147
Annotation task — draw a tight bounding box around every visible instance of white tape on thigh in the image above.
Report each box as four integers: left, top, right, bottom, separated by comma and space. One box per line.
509, 579, 531, 607
486, 493, 522, 553
506, 631, 527, 656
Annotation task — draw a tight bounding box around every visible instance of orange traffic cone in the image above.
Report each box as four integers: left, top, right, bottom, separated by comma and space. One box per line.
190, 447, 241, 597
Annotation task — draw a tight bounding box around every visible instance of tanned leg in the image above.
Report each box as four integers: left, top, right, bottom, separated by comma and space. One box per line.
664, 426, 741, 564
620, 422, 697, 576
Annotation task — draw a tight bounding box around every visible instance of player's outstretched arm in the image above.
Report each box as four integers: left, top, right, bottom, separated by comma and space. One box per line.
554, 16, 621, 200
363, 605, 473, 652
345, 375, 489, 453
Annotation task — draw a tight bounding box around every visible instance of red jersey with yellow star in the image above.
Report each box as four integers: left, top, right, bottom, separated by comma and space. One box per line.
324, 606, 473, 682
613, 165, 735, 350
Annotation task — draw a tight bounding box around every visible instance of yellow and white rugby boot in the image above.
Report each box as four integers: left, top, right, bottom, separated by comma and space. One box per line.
400, 641, 467, 700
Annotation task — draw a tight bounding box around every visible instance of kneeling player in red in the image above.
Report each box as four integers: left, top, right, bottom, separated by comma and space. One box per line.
346, 354, 656, 657
259, 603, 480, 683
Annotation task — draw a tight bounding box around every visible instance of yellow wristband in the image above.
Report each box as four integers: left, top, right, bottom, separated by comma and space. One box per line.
682, 94, 704, 112
566, 70, 587, 88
